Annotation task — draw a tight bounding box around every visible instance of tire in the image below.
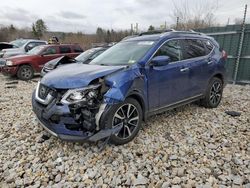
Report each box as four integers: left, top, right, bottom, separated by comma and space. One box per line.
103, 98, 143, 145
17, 65, 34, 80
201, 77, 223, 108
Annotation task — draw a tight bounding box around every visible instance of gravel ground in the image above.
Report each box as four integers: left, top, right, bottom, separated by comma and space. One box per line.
0, 74, 249, 188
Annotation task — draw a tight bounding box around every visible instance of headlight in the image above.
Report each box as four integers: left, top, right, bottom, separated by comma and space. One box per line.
61, 84, 100, 104
5, 60, 13, 66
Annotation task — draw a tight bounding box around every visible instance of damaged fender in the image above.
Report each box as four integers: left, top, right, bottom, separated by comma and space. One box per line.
103, 65, 147, 104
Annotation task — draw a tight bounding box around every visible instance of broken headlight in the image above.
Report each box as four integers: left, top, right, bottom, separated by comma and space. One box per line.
61, 84, 100, 104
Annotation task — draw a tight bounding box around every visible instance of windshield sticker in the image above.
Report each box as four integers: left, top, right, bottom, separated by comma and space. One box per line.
137, 41, 154, 45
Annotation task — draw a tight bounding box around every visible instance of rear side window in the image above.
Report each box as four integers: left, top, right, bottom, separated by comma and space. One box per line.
181, 39, 206, 59
73, 46, 83, 53
59, 46, 71, 53
154, 40, 182, 63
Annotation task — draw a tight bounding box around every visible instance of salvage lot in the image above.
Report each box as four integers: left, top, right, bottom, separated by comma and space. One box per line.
0, 74, 249, 187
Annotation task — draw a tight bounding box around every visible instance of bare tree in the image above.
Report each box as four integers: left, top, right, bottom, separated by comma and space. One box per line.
171, 0, 219, 30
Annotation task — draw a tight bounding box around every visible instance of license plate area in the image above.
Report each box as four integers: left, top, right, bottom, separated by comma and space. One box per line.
33, 104, 43, 118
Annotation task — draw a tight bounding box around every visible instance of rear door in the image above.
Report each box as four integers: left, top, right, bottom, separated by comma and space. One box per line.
180, 39, 208, 96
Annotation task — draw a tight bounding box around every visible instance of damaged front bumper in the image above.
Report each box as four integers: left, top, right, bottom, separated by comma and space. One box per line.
32, 91, 121, 142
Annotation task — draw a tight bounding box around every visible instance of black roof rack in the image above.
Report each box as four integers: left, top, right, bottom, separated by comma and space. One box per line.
138, 29, 204, 36
138, 29, 176, 36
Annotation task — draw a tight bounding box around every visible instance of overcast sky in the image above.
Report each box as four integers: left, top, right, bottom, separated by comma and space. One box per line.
0, 0, 249, 33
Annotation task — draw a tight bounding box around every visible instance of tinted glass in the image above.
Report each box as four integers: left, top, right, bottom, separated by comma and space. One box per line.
154, 40, 182, 62
182, 39, 206, 59
73, 46, 83, 52
59, 46, 71, 53
203, 40, 213, 54
43, 47, 57, 55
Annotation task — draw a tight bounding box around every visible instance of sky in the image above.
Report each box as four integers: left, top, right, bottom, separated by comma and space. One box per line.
0, 0, 249, 33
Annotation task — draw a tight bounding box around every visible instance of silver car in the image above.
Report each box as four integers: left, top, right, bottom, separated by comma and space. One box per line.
0, 39, 47, 58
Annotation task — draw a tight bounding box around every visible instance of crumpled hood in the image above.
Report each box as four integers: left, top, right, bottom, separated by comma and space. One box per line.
45, 56, 75, 69
44, 56, 65, 69
41, 63, 125, 89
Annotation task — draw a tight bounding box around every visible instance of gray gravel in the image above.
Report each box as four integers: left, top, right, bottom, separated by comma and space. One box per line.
0, 74, 249, 187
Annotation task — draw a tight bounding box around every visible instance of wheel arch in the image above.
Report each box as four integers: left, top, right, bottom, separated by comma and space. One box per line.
17, 62, 35, 71
212, 73, 224, 85
127, 91, 147, 121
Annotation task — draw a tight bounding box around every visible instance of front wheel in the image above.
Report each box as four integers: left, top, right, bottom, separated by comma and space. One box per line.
201, 77, 223, 108
17, 65, 34, 80
104, 98, 143, 145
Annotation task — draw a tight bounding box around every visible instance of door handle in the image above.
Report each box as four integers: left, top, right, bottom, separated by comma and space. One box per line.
207, 61, 213, 65
180, 67, 189, 72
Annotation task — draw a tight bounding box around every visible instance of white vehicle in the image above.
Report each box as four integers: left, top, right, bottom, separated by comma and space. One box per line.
0, 39, 47, 58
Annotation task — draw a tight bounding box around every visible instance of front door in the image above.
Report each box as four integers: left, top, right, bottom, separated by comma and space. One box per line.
146, 39, 192, 110
38, 47, 61, 71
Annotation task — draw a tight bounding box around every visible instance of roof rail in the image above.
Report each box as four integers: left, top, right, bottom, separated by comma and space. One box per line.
125, 29, 207, 40
138, 29, 178, 36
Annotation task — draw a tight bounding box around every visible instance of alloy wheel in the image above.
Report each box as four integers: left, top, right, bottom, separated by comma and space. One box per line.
112, 103, 139, 140
209, 81, 222, 106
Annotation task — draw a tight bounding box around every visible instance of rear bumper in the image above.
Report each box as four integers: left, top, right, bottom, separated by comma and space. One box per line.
32, 91, 120, 142
2, 66, 18, 76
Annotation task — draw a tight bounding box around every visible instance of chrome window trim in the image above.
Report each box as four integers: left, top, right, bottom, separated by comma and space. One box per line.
35, 81, 54, 105
146, 37, 215, 66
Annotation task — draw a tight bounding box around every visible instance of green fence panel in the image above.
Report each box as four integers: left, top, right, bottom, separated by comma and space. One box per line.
196, 24, 250, 83
237, 59, 250, 82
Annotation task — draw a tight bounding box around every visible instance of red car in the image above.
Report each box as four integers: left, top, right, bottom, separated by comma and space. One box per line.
2, 44, 83, 80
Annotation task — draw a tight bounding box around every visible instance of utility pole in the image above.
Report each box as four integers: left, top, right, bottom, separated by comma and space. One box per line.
176, 17, 179, 30
233, 4, 247, 84
131, 24, 133, 35
135, 23, 139, 34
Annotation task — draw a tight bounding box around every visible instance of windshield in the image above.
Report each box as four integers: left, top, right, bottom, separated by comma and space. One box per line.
10, 39, 28, 48
75, 49, 98, 62
27, 45, 46, 55
90, 41, 155, 66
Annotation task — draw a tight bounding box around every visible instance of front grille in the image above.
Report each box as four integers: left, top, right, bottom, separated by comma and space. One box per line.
38, 84, 51, 100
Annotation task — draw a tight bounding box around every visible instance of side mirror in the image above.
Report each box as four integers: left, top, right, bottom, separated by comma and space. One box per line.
151, 56, 171, 67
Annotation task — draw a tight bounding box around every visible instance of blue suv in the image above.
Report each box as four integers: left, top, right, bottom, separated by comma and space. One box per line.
32, 30, 227, 145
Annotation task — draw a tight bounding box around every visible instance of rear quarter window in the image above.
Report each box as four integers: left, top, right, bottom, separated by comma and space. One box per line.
59, 46, 71, 53
203, 40, 214, 55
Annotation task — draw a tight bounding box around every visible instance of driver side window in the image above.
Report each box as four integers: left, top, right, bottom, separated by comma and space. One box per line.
154, 40, 182, 63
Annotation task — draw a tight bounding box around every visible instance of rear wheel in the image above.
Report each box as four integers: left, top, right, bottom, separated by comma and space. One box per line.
201, 77, 223, 108
17, 65, 34, 80
104, 98, 143, 145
